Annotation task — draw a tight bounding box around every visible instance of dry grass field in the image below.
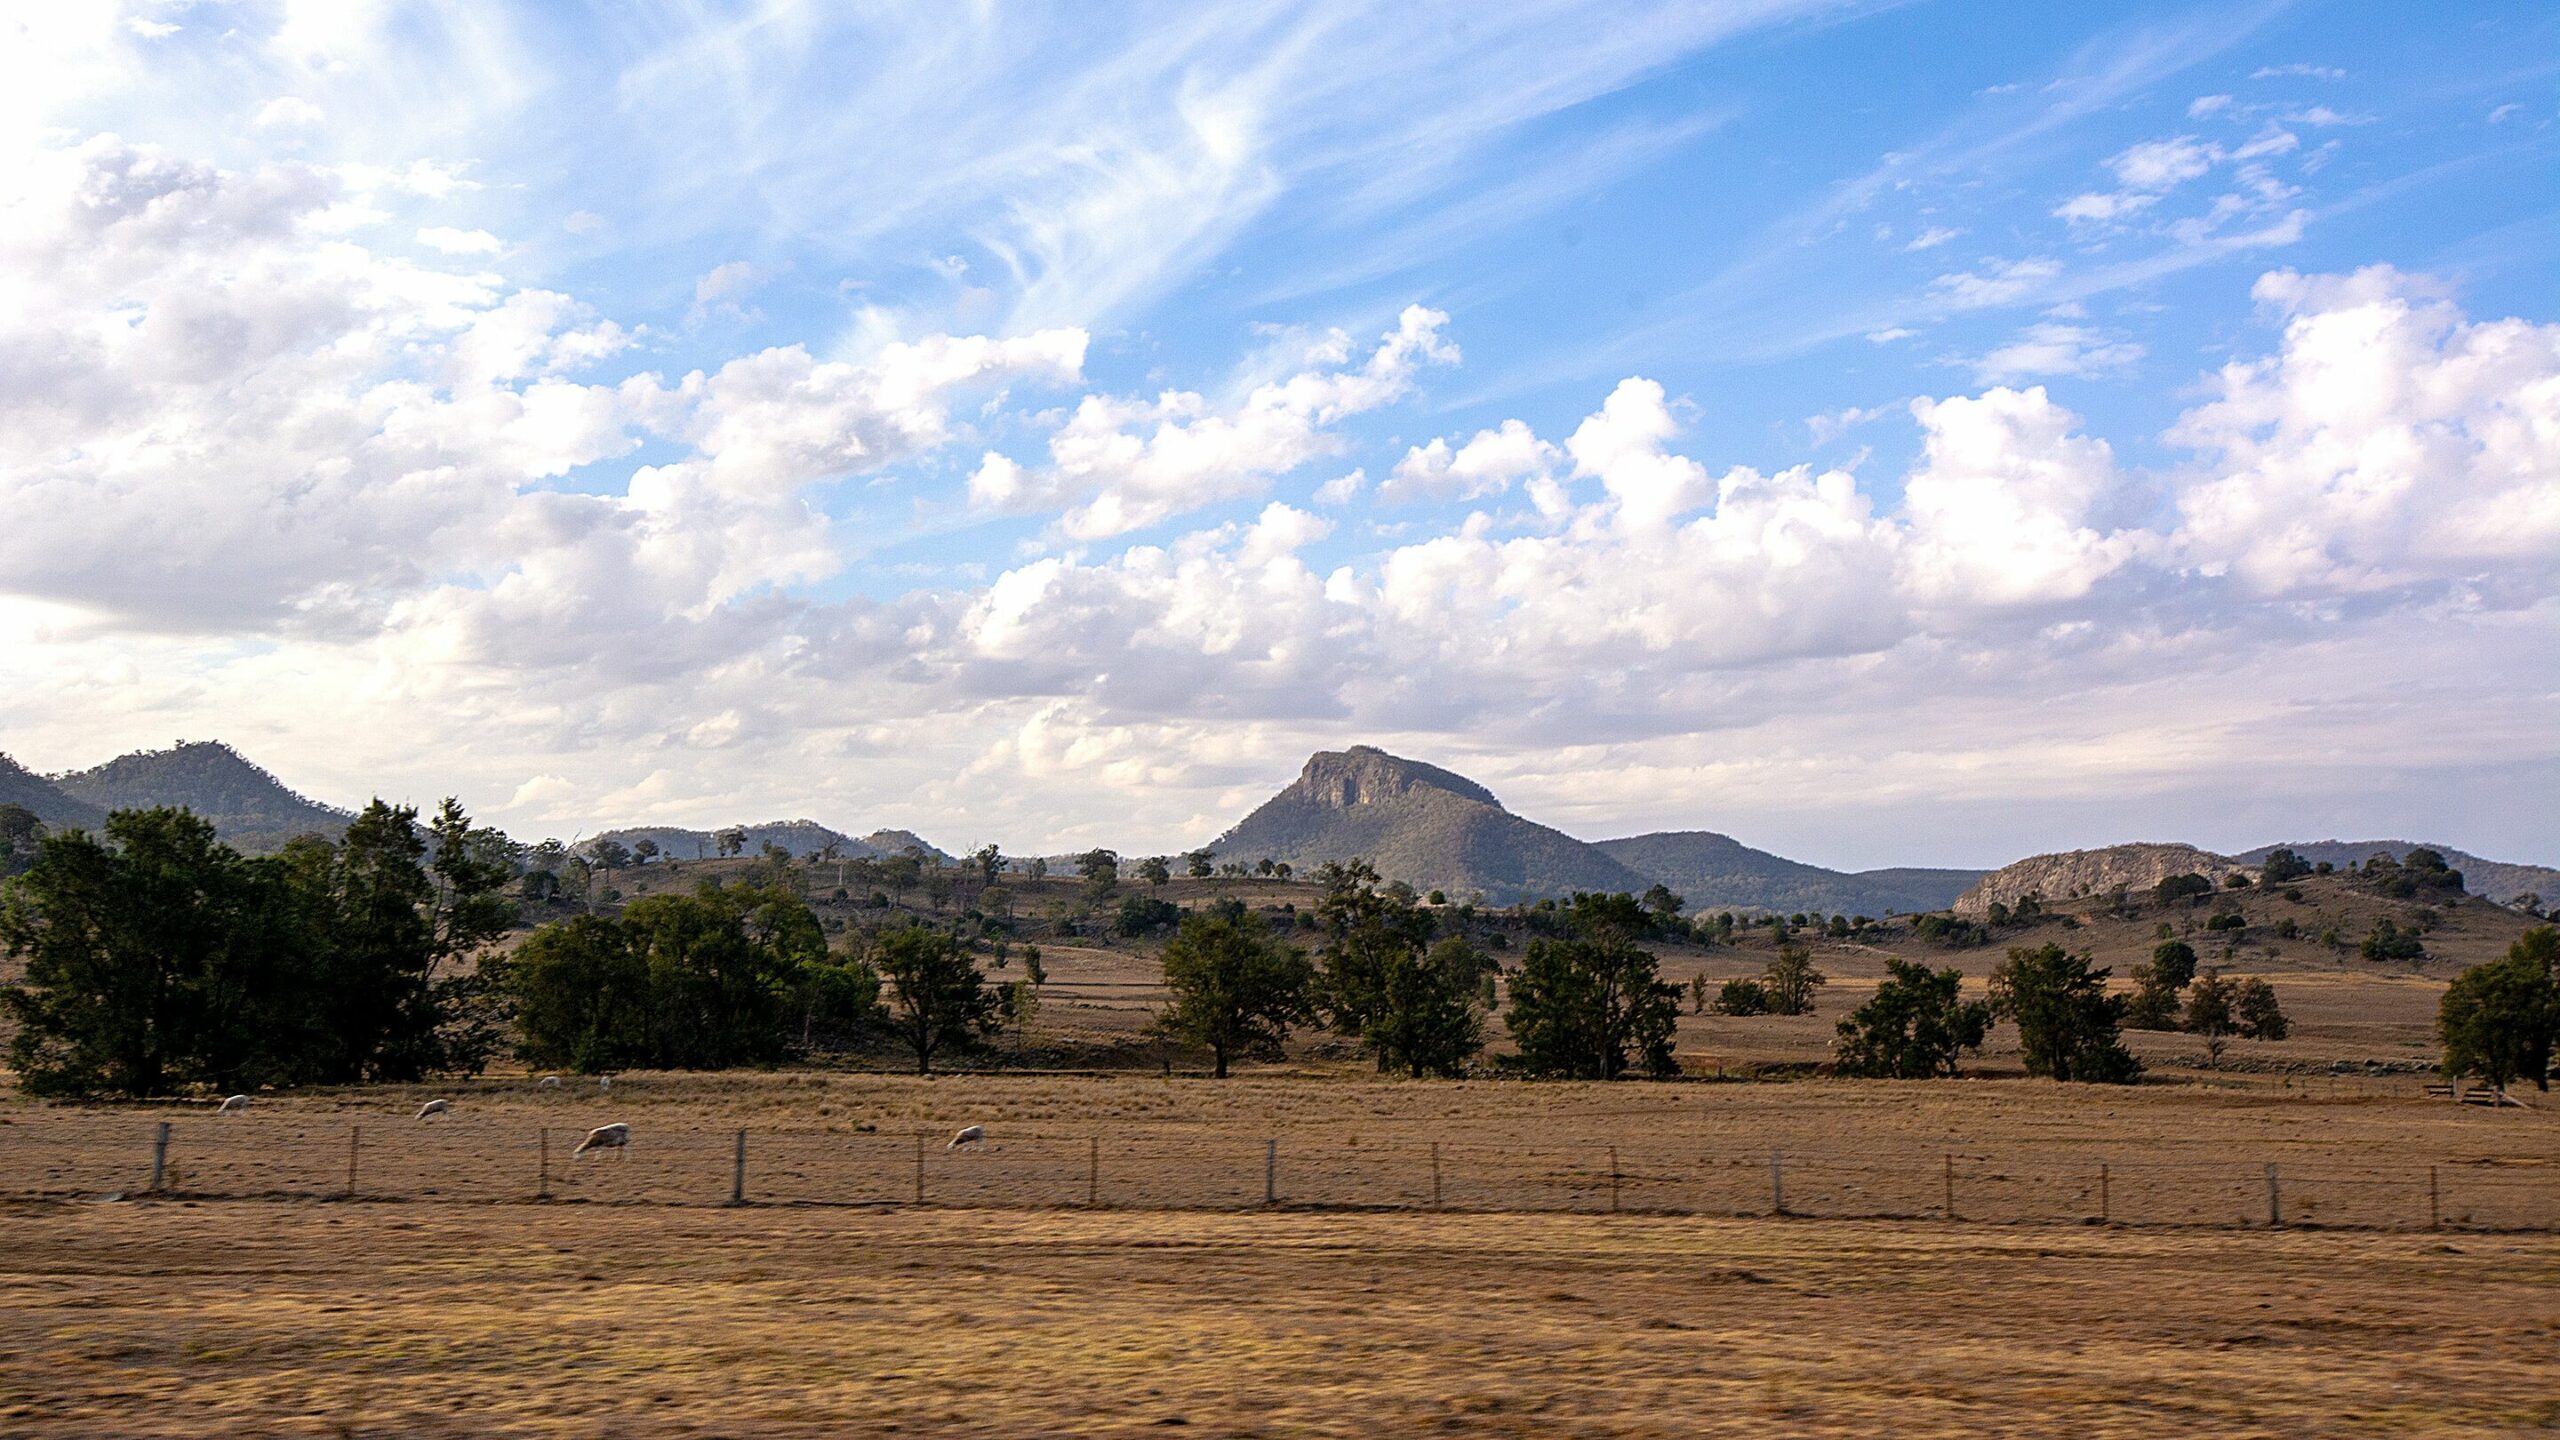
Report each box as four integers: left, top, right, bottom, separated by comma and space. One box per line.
4, 1200, 2557, 1438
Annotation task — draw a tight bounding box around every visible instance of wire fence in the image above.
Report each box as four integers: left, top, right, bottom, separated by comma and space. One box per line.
7, 1116, 2553, 1232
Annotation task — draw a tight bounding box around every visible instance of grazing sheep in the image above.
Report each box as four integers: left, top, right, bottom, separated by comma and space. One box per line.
597, 1075, 612, 1092
537, 1075, 561, 1089
947, 1124, 986, 1151
572, 1123, 632, 1160
415, 1098, 451, 1121
216, 1094, 250, 1115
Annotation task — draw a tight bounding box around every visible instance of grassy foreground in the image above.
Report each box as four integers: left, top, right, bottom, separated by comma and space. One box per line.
4, 1200, 2556, 1437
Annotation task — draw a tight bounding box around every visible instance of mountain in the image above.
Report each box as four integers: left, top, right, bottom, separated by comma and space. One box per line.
1954, 843, 2239, 916
1593, 831, 1982, 917
0, 753, 104, 830
2236, 841, 2557, 906
1209, 746, 1654, 903
51, 741, 350, 852
589, 821, 952, 863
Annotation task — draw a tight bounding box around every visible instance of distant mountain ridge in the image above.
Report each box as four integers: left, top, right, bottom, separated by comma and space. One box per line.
2236, 841, 2555, 906
0, 753, 104, 830
590, 821, 951, 862
52, 741, 349, 852
1593, 831, 1982, 918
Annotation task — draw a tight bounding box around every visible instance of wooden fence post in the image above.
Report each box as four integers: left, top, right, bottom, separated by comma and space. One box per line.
1264, 1139, 1277, 1206
150, 1121, 170, 1193
731, 1128, 747, 1206
2265, 1163, 2281, 1227
347, 1125, 360, 1199
1771, 1149, 1785, 1216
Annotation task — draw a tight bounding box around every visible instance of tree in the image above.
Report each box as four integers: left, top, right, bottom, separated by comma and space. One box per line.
2259, 848, 2313, 883
715, 827, 746, 858
504, 914, 651, 1072
1365, 937, 1490, 1078
2233, 976, 2289, 1041
1762, 944, 1826, 1016
1309, 860, 1482, 1074
2125, 939, 2197, 1030
632, 838, 660, 865
1138, 855, 1172, 888
2155, 873, 2214, 904
1833, 959, 1991, 1078
1641, 884, 1684, 922
2361, 918, 2426, 964
1715, 977, 1772, 1016
1114, 894, 1180, 936
1155, 913, 1316, 1078
875, 924, 997, 1074
1503, 925, 1682, 1080
1077, 848, 1120, 900
591, 838, 632, 871
2436, 927, 2558, 1092
1184, 850, 1214, 879
2185, 970, 2236, 1068
1027, 856, 1049, 881
1987, 943, 2141, 1083
970, 844, 1004, 886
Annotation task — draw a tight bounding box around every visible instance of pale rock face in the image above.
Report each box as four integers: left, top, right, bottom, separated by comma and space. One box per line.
1288, 746, 1501, 812
1953, 843, 2242, 916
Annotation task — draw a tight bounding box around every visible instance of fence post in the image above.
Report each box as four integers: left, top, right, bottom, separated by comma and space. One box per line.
538, 1128, 550, 1200
1609, 1147, 1621, 1213
914, 1133, 926, 1205
1770, 1149, 1785, 1216
2427, 1166, 2439, 1230
2099, 1162, 2109, 1225
731, 1128, 747, 1206
2265, 1163, 2281, 1227
1088, 1136, 1100, 1208
1430, 1142, 1442, 1209
1265, 1139, 1277, 1206
346, 1125, 360, 1199
1943, 1153, 1955, 1220
148, 1121, 170, 1193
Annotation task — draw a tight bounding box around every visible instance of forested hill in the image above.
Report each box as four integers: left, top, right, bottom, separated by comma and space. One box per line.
1592, 831, 1983, 918
51, 741, 350, 853
0, 753, 104, 830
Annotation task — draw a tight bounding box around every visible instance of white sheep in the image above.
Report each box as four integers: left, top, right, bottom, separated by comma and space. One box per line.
572, 1122, 631, 1160
216, 1094, 250, 1115
598, 1075, 612, 1092
946, 1124, 986, 1151
415, 1098, 450, 1120
537, 1075, 561, 1089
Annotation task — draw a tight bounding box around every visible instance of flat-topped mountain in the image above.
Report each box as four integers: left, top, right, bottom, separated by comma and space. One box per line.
1209, 746, 1653, 903
1954, 843, 2240, 916
2236, 840, 2554, 906
0, 753, 104, 830
52, 741, 349, 852
591, 821, 951, 862
1594, 831, 1981, 918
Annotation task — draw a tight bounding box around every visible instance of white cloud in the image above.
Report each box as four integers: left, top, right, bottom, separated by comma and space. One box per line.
2188, 94, 2233, 118
1312, 469, 1367, 506
255, 96, 325, 129
1929, 257, 2062, 310
2108, 135, 2218, 191
2172, 266, 2560, 596
2251, 64, 2346, 81
1969, 323, 2145, 384
417, 226, 503, 254
1382, 419, 1558, 504
1898, 387, 2129, 609
970, 305, 1454, 539
1904, 225, 1963, 251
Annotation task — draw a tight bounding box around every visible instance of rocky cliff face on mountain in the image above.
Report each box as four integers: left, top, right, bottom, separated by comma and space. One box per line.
1953, 843, 2241, 915
1209, 746, 1653, 903
52, 741, 349, 852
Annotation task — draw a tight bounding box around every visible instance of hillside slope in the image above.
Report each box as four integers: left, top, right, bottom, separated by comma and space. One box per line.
1209, 746, 1652, 903
0, 754, 105, 830
1954, 843, 2239, 916
52, 742, 349, 851
1595, 831, 1982, 916
2237, 840, 2556, 906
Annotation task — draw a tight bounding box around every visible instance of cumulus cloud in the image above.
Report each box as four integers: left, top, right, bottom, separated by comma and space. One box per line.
968, 305, 1454, 539
1382, 419, 1557, 504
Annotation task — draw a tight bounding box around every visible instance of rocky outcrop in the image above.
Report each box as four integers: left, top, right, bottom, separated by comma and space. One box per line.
1952, 843, 2240, 916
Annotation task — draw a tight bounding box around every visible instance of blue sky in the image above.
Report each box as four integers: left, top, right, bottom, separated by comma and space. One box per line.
2, 1, 2555, 868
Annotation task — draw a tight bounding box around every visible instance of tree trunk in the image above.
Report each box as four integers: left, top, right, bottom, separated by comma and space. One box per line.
1213, 1044, 1228, 1079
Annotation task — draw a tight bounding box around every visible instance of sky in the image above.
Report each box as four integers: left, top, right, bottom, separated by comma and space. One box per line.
1, 0, 2556, 870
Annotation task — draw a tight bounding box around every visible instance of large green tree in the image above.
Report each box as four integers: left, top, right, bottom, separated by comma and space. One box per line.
1502, 905, 1681, 1080
875, 924, 998, 1074
1310, 861, 1488, 1075
1156, 913, 1315, 1077
2437, 927, 2559, 1092
1833, 959, 1990, 1078
1988, 943, 2141, 1083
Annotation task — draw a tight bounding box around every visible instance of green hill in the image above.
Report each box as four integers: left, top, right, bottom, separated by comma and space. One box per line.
1593, 831, 1982, 917
51, 741, 350, 852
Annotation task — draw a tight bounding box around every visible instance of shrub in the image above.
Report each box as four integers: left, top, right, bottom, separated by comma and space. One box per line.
1715, 978, 1773, 1016
2155, 873, 2214, 904
1987, 943, 2141, 1083
1833, 959, 1990, 1078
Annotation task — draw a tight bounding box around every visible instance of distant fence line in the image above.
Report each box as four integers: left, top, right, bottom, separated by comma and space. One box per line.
8, 1117, 2554, 1232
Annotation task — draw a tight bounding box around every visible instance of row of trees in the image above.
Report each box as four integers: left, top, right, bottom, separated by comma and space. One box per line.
3, 802, 514, 1096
